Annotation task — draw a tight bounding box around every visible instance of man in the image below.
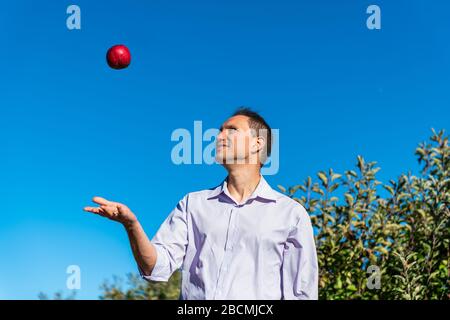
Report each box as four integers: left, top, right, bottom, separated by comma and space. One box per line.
84, 107, 318, 299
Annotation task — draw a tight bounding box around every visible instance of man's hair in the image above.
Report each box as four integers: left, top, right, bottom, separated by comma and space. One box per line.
231, 107, 272, 164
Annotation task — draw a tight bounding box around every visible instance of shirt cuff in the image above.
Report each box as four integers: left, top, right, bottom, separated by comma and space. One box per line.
138, 244, 170, 282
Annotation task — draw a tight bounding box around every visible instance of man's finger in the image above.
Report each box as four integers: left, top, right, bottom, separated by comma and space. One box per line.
92, 196, 110, 206
97, 207, 109, 218
84, 206, 102, 214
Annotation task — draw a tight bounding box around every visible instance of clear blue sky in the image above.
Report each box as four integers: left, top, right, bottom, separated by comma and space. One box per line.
0, 0, 448, 299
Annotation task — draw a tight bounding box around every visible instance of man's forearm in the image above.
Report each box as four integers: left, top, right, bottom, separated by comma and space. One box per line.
123, 220, 157, 276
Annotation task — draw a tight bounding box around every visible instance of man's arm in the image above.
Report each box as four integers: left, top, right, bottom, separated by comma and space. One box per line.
84, 196, 157, 276
281, 205, 319, 300
124, 220, 157, 276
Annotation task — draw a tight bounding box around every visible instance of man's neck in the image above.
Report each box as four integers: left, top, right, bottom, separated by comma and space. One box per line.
225, 165, 261, 204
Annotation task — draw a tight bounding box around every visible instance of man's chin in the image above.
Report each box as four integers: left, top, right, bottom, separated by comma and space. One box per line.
215, 155, 235, 165
215, 156, 254, 166
215, 157, 227, 165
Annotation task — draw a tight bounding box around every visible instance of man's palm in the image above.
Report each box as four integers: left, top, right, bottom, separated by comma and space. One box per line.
84, 196, 137, 225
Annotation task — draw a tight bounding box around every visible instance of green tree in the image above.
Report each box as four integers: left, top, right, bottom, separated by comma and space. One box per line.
38, 291, 77, 300
99, 271, 181, 300
278, 128, 449, 299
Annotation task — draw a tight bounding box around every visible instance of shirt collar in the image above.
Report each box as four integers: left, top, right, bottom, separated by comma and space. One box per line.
207, 175, 277, 204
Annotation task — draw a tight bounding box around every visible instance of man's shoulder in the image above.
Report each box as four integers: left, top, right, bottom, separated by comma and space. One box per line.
183, 184, 222, 200
270, 189, 309, 217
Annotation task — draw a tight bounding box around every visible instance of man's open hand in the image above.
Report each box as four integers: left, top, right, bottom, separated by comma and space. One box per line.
84, 196, 137, 226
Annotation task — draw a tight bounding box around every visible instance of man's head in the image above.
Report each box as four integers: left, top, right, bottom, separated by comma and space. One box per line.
216, 107, 272, 168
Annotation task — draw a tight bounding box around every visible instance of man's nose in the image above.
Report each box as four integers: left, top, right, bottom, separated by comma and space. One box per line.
217, 130, 226, 141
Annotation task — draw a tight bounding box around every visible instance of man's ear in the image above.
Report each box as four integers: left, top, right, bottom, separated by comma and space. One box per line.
254, 135, 266, 154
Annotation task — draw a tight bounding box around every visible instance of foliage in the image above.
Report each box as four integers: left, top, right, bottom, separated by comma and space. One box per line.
99, 271, 181, 300
38, 291, 77, 300
279, 128, 449, 299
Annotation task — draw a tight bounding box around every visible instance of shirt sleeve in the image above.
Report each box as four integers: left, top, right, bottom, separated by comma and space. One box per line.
139, 195, 189, 282
281, 205, 319, 300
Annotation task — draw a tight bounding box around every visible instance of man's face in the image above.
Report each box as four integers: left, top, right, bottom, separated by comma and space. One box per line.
215, 115, 259, 165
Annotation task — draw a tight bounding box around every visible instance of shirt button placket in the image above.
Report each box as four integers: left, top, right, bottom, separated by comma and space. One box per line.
215, 207, 236, 299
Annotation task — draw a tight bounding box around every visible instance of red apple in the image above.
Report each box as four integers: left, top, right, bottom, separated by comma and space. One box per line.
106, 45, 131, 70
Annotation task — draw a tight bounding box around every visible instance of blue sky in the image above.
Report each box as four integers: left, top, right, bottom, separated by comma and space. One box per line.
0, 0, 449, 299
